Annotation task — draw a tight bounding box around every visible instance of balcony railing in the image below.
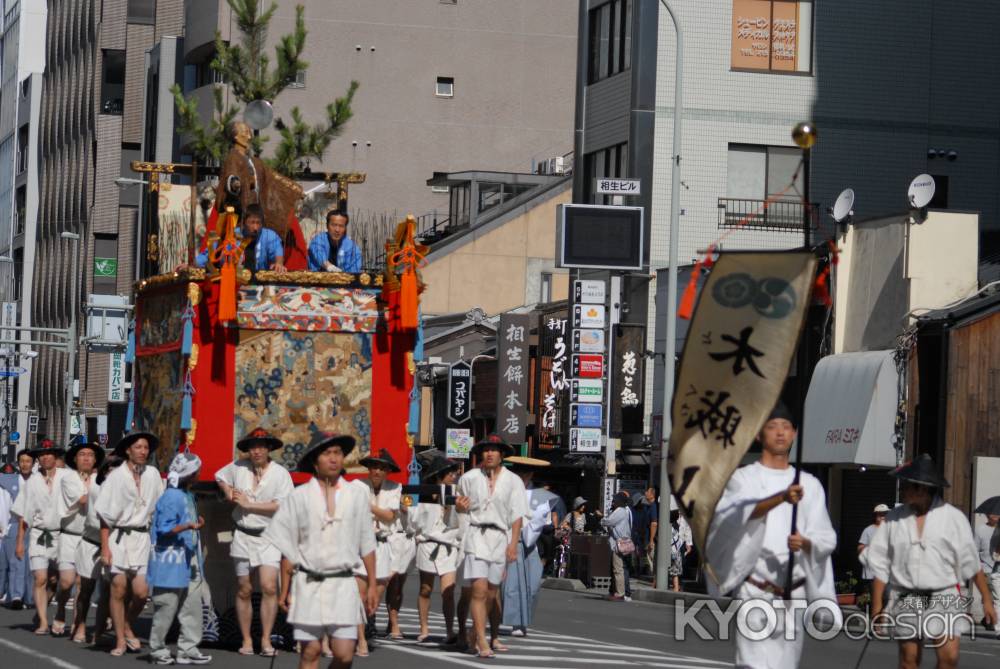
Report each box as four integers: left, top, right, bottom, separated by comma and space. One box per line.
718, 198, 818, 232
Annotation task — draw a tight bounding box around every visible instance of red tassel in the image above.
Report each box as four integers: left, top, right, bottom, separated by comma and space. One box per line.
813, 267, 831, 306
400, 267, 418, 329
677, 261, 702, 320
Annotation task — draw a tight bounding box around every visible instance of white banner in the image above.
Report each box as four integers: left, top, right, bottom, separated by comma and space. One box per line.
668, 252, 816, 563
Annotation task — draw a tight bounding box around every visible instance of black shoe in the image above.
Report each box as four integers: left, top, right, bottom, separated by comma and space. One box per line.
10, 599, 23, 611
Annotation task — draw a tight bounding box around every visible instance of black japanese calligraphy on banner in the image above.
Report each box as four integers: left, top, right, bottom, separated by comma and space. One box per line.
497, 313, 532, 445
610, 324, 645, 437
668, 252, 816, 568
536, 310, 569, 447
447, 360, 473, 424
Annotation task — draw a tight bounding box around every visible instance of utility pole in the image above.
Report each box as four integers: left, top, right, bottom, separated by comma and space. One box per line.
62, 231, 81, 442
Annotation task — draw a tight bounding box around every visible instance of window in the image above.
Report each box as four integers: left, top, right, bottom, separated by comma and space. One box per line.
12, 248, 23, 301
119, 144, 142, 208
731, 0, 812, 73
127, 0, 156, 24
588, 0, 632, 84
721, 143, 809, 229
101, 50, 126, 115
435, 77, 454, 98
430, 185, 449, 194
14, 186, 26, 235
540, 272, 553, 303
16, 125, 28, 174
928, 175, 949, 209
582, 142, 628, 203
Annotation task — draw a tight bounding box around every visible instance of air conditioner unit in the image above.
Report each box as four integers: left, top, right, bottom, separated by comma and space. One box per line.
547, 156, 566, 175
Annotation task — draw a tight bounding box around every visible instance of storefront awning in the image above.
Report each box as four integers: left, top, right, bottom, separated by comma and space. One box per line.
802, 350, 898, 467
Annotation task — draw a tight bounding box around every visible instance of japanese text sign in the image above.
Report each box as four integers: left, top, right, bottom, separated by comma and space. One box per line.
108, 351, 126, 403
571, 353, 604, 379
538, 312, 569, 445
570, 428, 602, 453
497, 313, 532, 444
594, 178, 641, 195
668, 252, 816, 560
447, 360, 473, 424
573, 328, 605, 353
446, 428, 473, 460
610, 325, 645, 437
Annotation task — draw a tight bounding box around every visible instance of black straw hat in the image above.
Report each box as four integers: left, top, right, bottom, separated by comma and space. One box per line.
28, 438, 65, 458
421, 455, 459, 482
236, 427, 283, 452
297, 433, 356, 474
765, 401, 798, 428
113, 430, 159, 458
66, 439, 105, 470
360, 448, 401, 473
471, 434, 515, 458
890, 453, 949, 488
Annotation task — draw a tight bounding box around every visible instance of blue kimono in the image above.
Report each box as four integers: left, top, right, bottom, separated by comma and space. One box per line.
307, 232, 362, 273
148, 487, 202, 589
0, 472, 31, 604
195, 227, 283, 272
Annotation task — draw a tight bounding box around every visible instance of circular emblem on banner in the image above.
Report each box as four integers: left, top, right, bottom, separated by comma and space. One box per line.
712, 273, 757, 308
754, 277, 797, 319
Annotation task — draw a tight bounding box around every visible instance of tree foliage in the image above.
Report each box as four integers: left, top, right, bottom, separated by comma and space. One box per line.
170, 0, 358, 177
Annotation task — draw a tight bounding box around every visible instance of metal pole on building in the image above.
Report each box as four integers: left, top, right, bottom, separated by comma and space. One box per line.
61, 231, 80, 442
655, 0, 683, 591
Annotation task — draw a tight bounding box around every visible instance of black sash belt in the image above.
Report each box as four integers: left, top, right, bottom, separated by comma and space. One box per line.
114, 525, 149, 544
36, 528, 58, 548
60, 528, 83, 537
236, 524, 266, 537
473, 523, 504, 534
298, 567, 354, 582
425, 540, 455, 561
746, 576, 806, 598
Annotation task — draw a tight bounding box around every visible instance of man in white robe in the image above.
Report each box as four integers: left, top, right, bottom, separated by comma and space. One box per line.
267, 433, 378, 669
974, 511, 1000, 634
867, 454, 998, 669
357, 448, 409, 639
215, 427, 293, 657
94, 431, 165, 656
58, 439, 103, 640
705, 405, 839, 669
455, 435, 527, 658
12, 439, 70, 634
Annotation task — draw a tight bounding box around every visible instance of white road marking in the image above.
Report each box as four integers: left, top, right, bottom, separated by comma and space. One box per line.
0, 637, 83, 669
616, 626, 677, 638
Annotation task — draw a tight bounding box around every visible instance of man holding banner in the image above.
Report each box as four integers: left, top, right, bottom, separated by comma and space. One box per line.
706, 404, 838, 668
667, 251, 838, 669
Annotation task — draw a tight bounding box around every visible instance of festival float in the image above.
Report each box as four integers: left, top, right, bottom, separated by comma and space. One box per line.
129, 125, 426, 595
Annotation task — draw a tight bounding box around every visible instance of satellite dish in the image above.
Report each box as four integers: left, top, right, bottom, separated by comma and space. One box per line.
907, 174, 935, 209
243, 99, 274, 130
832, 188, 855, 223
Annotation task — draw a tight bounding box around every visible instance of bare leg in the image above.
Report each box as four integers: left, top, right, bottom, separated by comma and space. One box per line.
258, 566, 280, 652
93, 576, 111, 642
354, 576, 369, 655
330, 638, 356, 669
109, 573, 128, 653
457, 585, 472, 649
417, 571, 435, 638
32, 569, 50, 633
440, 572, 456, 639
470, 577, 491, 655
934, 636, 960, 669
235, 573, 254, 652
73, 577, 96, 641
54, 569, 76, 632
299, 639, 322, 669
489, 589, 504, 650
897, 640, 922, 669
387, 572, 407, 637
125, 574, 148, 644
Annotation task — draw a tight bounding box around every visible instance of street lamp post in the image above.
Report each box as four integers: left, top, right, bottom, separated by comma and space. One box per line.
656, 0, 684, 591
61, 231, 80, 442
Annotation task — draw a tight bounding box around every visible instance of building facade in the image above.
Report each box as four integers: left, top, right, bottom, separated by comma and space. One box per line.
570, 1, 1000, 432
0, 0, 46, 451
30, 0, 183, 444
179, 0, 576, 220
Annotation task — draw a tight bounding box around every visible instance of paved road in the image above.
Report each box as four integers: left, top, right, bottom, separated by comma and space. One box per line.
2, 580, 1000, 668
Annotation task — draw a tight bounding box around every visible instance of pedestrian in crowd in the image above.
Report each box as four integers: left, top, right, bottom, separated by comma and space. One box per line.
308, 209, 363, 273
602, 491, 634, 602
0, 449, 34, 609
975, 510, 1000, 632
195, 204, 286, 273
72, 455, 124, 644
354, 448, 406, 643
561, 497, 600, 534
705, 403, 838, 669
148, 452, 212, 665
868, 454, 998, 669
12, 438, 70, 635
455, 435, 527, 658
95, 430, 165, 656
59, 438, 104, 642
502, 456, 555, 637
668, 510, 686, 592
409, 454, 461, 643
857, 503, 889, 600
0, 481, 11, 591
214, 427, 292, 657
266, 433, 378, 669
632, 487, 658, 577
